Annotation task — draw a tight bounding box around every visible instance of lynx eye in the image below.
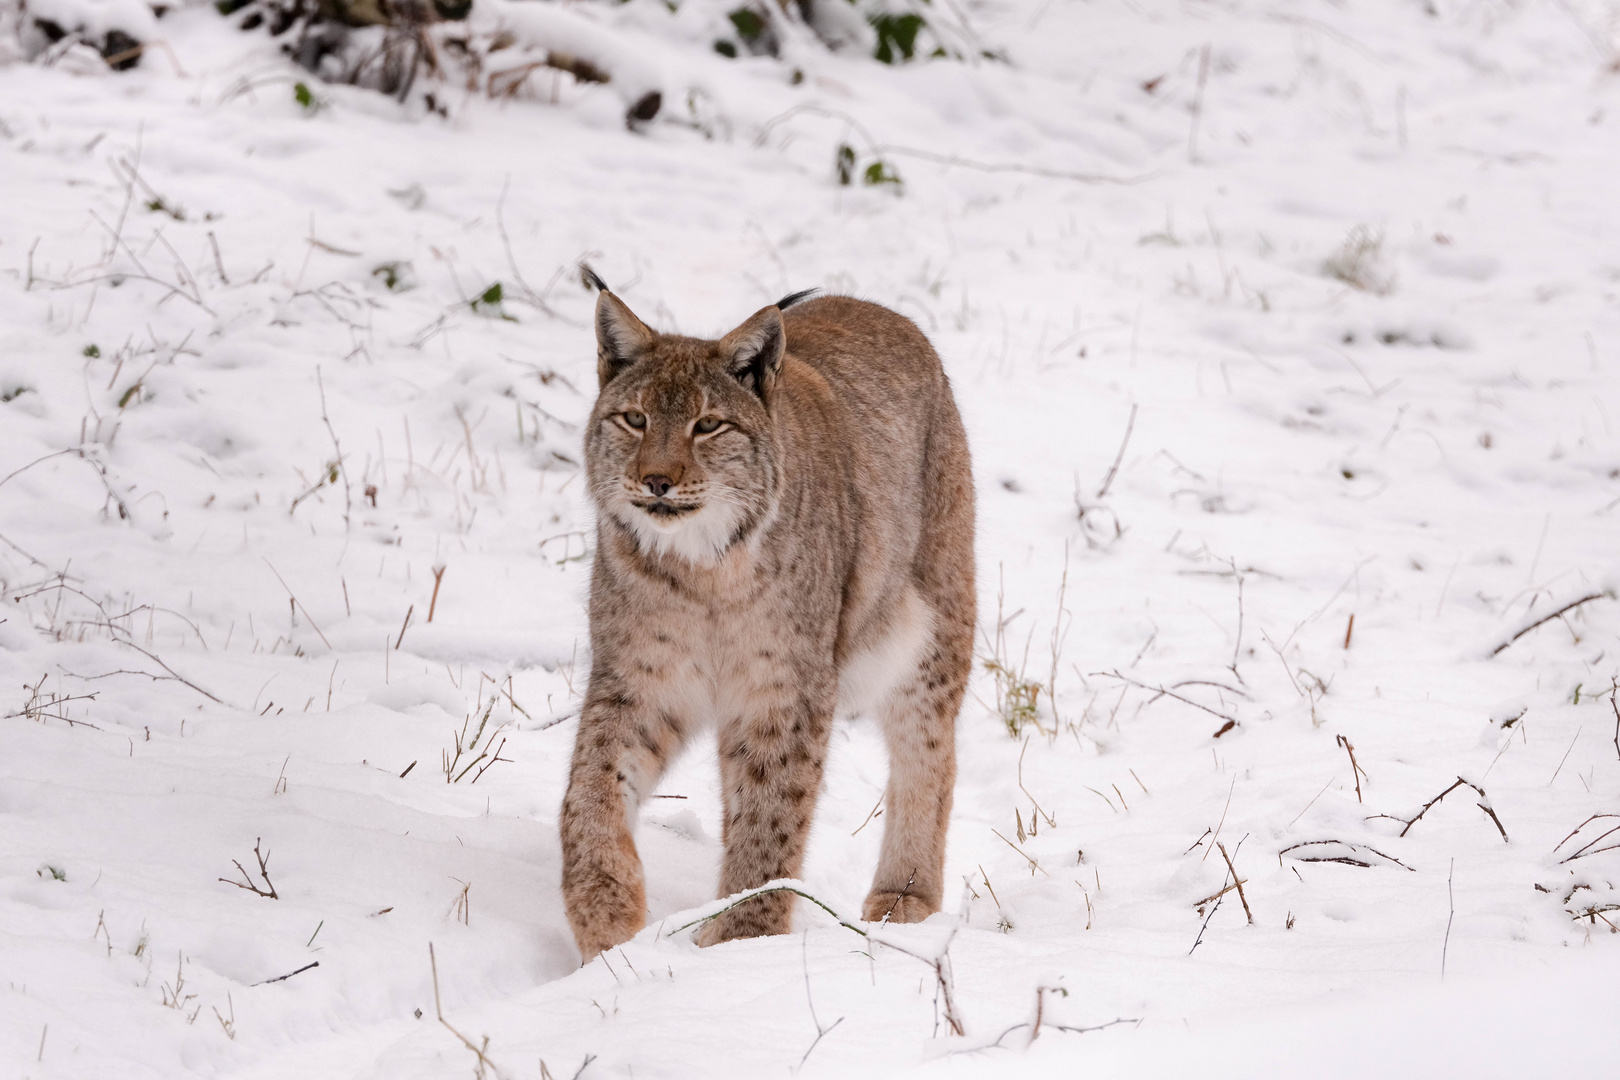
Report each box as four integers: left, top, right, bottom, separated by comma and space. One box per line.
621, 410, 646, 430
693, 416, 724, 435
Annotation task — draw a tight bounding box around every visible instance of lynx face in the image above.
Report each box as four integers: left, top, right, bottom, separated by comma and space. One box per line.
584, 295, 785, 565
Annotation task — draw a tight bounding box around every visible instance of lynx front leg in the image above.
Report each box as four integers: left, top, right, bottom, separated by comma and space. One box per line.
560, 684, 688, 962
863, 641, 964, 924
696, 698, 833, 946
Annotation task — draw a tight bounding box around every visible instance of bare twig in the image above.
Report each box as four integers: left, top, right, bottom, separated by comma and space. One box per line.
255, 961, 318, 985
1489, 592, 1606, 656
1280, 840, 1414, 871
219, 838, 278, 899
1335, 734, 1368, 802
428, 565, 446, 622
1555, 815, 1620, 863
1369, 777, 1508, 842
429, 944, 510, 1080
1216, 841, 1252, 924
1095, 403, 1138, 499
1441, 858, 1455, 979
1092, 669, 1236, 725
316, 367, 352, 531
264, 560, 332, 650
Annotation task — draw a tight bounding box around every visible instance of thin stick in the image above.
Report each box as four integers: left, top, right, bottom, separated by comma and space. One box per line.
1489, 592, 1605, 656
850, 792, 885, 836
1188, 889, 1223, 954
1286, 775, 1335, 828
1094, 669, 1236, 725
669, 884, 869, 939
1336, 734, 1367, 802
1549, 727, 1582, 785
1191, 878, 1246, 909
1206, 776, 1235, 861
991, 828, 1051, 876
428, 565, 446, 622
1441, 858, 1455, 979
1611, 678, 1619, 762
316, 367, 352, 531
255, 961, 318, 985
1216, 841, 1252, 924
1095, 403, 1138, 499
395, 604, 414, 650
264, 559, 332, 649
1343, 613, 1355, 649
429, 943, 510, 1080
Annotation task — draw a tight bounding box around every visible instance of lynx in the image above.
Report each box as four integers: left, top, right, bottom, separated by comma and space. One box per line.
559, 274, 975, 961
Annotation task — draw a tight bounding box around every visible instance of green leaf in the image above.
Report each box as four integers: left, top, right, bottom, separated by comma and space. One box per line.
117, 383, 141, 409
714, 39, 738, 58
478, 282, 503, 307
83, 344, 100, 358
294, 82, 315, 110
835, 144, 856, 186
871, 13, 924, 64
863, 160, 902, 186
728, 7, 765, 41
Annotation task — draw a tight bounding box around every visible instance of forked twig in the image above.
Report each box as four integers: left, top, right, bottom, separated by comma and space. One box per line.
1216, 841, 1252, 924
1368, 776, 1508, 842
219, 838, 278, 899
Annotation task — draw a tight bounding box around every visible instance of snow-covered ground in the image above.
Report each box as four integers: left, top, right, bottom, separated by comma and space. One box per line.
3, 1, 1619, 1076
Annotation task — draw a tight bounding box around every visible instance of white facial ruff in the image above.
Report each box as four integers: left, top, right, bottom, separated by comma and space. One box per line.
617, 497, 747, 567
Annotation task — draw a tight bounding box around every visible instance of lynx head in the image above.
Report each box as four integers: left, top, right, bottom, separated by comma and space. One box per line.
583, 286, 789, 566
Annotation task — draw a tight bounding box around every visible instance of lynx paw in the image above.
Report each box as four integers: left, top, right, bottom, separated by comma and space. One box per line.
862, 891, 936, 925
693, 891, 794, 947
564, 869, 646, 963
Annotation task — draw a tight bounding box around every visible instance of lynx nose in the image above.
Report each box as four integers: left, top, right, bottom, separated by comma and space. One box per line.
643, 474, 675, 497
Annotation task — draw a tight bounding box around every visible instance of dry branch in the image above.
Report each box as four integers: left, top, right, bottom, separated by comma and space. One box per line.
1092, 669, 1237, 725
1216, 841, 1252, 924
1336, 734, 1368, 802
1280, 840, 1415, 871
219, 838, 277, 899
1368, 776, 1508, 842
1489, 592, 1606, 656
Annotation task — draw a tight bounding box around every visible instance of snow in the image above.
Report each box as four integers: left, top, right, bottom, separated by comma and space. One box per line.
2, 0, 1619, 1077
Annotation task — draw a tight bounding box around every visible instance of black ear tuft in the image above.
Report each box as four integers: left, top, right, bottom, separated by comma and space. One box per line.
595, 291, 656, 388
774, 287, 819, 310
580, 263, 609, 293
719, 307, 786, 403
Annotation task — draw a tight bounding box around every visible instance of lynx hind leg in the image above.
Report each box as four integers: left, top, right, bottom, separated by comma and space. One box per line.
857, 591, 969, 925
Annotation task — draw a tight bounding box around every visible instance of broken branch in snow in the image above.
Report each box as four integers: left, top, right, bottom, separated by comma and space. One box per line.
1280, 840, 1415, 871
219, 838, 277, 899
1488, 591, 1607, 657
1368, 776, 1508, 842
255, 961, 318, 986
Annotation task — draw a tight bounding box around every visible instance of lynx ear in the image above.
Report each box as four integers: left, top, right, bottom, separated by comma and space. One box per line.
595, 291, 656, 388
719, 306, 785, 404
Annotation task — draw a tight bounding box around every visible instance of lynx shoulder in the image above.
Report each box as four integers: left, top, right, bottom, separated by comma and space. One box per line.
559, 281, 975, 960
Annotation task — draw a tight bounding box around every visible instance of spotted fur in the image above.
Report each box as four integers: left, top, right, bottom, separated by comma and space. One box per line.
559, 288, 976, 961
